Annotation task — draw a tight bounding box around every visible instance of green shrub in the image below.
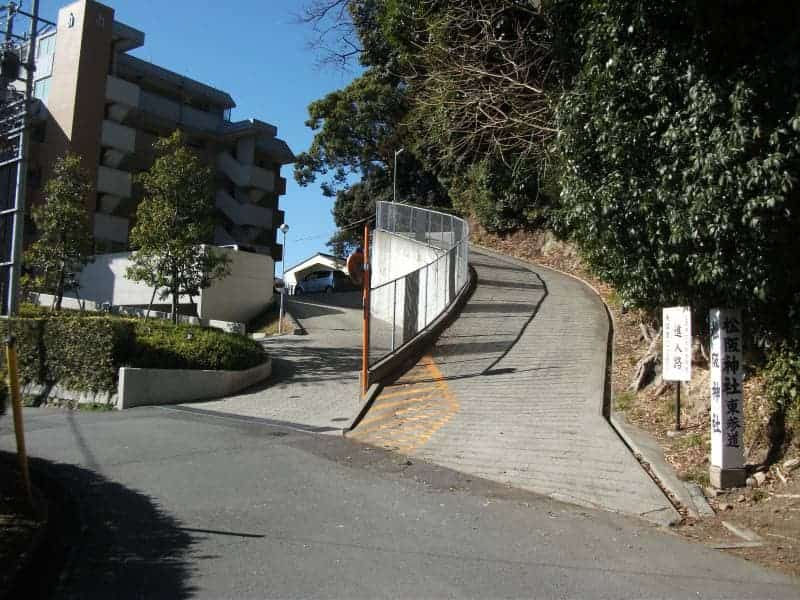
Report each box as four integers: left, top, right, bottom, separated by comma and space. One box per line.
0, 314, 266, 396
7, 316, 135, 394
551, 0, 800, 342
764, 343, 800, 432
129, 320, 266, 371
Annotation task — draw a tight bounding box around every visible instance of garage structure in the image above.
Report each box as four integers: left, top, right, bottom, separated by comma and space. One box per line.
283, 253, 347, 295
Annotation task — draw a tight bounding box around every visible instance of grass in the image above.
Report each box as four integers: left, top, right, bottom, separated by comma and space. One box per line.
78, 402, 115, 412
679, 465, 711, 488
615, 391, 635, 412
606, 289, 623, 309
674, 432, 706, 451
247, 299, 292, 336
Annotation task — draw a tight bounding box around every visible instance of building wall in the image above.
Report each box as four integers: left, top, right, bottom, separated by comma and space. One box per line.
198, 248, 274, 323
68, 246, 274, 323
37, 0, 113, 216
28, 0, 292, 260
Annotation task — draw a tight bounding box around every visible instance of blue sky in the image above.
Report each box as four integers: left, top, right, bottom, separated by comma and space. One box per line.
35, 0, 356, 269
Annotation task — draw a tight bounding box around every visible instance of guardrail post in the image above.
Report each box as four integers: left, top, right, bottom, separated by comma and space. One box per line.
391, 280, 397, 351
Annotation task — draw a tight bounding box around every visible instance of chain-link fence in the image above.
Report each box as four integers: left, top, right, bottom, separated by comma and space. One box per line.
369, 202, 469, 366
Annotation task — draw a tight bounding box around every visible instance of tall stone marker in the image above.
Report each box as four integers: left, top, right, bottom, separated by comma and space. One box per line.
709, 308, 746, 488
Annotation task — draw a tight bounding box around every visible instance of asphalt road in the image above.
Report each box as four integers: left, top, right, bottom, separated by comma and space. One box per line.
2, 407, 797, 599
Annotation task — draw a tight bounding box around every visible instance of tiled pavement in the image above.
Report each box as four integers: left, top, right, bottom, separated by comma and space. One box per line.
185, 293, 365, 433
349, 247, 679, 525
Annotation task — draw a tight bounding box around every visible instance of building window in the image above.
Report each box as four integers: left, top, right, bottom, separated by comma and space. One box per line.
33, 77, 51, 101
36, 35, 56, 58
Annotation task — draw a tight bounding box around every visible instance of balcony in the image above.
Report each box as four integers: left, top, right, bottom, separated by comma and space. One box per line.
217, 151, 275, 192
106, 75, 140, 108
216, 189, 273, 229
139, 91, 222, 133
101, 120, 136, 154
93, 212, 129, 244
97, 166, 132, 199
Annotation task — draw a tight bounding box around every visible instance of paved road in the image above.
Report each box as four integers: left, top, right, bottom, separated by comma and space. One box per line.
350, 248, 678, 525
188, 292, 364, 432
2, 408, 797, 599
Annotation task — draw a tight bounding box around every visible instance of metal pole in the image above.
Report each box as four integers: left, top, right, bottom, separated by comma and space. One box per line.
675, 382, 681, 432
361, 223, 371, 396
391, 280, 396, 351
278, 228, 287, 334
393, 148, 403, 204
2, 0, 39, 511
6, 335, 31, 504
6, 0, 37, 315
424, 265, 428, 327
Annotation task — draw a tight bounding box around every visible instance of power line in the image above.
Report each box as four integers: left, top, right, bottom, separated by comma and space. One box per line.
291, 213, 374, 244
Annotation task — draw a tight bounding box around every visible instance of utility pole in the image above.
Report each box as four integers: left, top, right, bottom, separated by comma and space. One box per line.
1, 0, 49, 314
0, 0, 47, 509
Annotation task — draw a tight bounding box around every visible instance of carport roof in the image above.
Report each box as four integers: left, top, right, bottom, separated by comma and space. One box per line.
284, 252, 345, 275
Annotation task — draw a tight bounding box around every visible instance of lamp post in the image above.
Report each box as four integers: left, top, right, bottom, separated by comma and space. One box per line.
393, 148, 404, 204
277, 223, 289, 334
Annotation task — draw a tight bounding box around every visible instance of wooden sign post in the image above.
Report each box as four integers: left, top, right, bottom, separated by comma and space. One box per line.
663, 306, 692, 431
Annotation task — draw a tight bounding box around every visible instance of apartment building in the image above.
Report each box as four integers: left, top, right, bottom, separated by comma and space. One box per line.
23, 0, 293, 260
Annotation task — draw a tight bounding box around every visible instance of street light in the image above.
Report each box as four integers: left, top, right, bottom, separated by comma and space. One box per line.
393, 148, 404, 204
277, 223, 289, 334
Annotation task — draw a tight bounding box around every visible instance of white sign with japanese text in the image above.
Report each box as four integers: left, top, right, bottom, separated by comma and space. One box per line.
663, 306, 692, 381
709, 308, 745, 470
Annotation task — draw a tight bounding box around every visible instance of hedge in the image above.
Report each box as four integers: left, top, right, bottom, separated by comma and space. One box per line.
0, 314, 267, 396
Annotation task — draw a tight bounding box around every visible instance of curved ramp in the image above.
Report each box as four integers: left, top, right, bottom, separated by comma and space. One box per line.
349, 248, 679, 524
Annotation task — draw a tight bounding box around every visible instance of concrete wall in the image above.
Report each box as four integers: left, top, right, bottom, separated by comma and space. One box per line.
370, 230, 447, 336
64, 246, 274, 322
198, 248, 274, 323
117, 359, 272, 409
372, 229, 441, 288
23, 357, 273, 410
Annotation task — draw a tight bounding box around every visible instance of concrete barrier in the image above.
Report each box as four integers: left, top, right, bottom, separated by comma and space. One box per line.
117, 358, 272, 409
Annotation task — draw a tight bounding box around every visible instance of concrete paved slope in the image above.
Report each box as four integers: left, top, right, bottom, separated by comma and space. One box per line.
186, 292, 364, 433
350, 248, 678, 524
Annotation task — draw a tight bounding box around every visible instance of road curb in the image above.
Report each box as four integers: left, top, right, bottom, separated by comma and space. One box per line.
345, 383, 383, 434
610, 411, 692, 522
284, 306, 306, 336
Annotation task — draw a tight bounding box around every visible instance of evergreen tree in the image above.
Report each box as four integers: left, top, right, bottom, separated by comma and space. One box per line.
25, 153, 93, 311
126, 130, 229, 323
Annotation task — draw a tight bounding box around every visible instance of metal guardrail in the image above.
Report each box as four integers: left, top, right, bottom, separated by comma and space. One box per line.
369, 202, 469, 366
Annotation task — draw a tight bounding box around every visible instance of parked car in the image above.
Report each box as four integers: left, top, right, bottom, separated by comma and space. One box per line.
295, 270, 357, 295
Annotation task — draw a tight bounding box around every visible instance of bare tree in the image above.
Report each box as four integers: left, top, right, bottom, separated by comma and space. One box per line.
405, 1, 557, 171
296, 0, 362, 69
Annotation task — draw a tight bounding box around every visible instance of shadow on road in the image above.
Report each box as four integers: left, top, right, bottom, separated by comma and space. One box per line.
5, 452, 198, 600
243, 341, 361, 392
